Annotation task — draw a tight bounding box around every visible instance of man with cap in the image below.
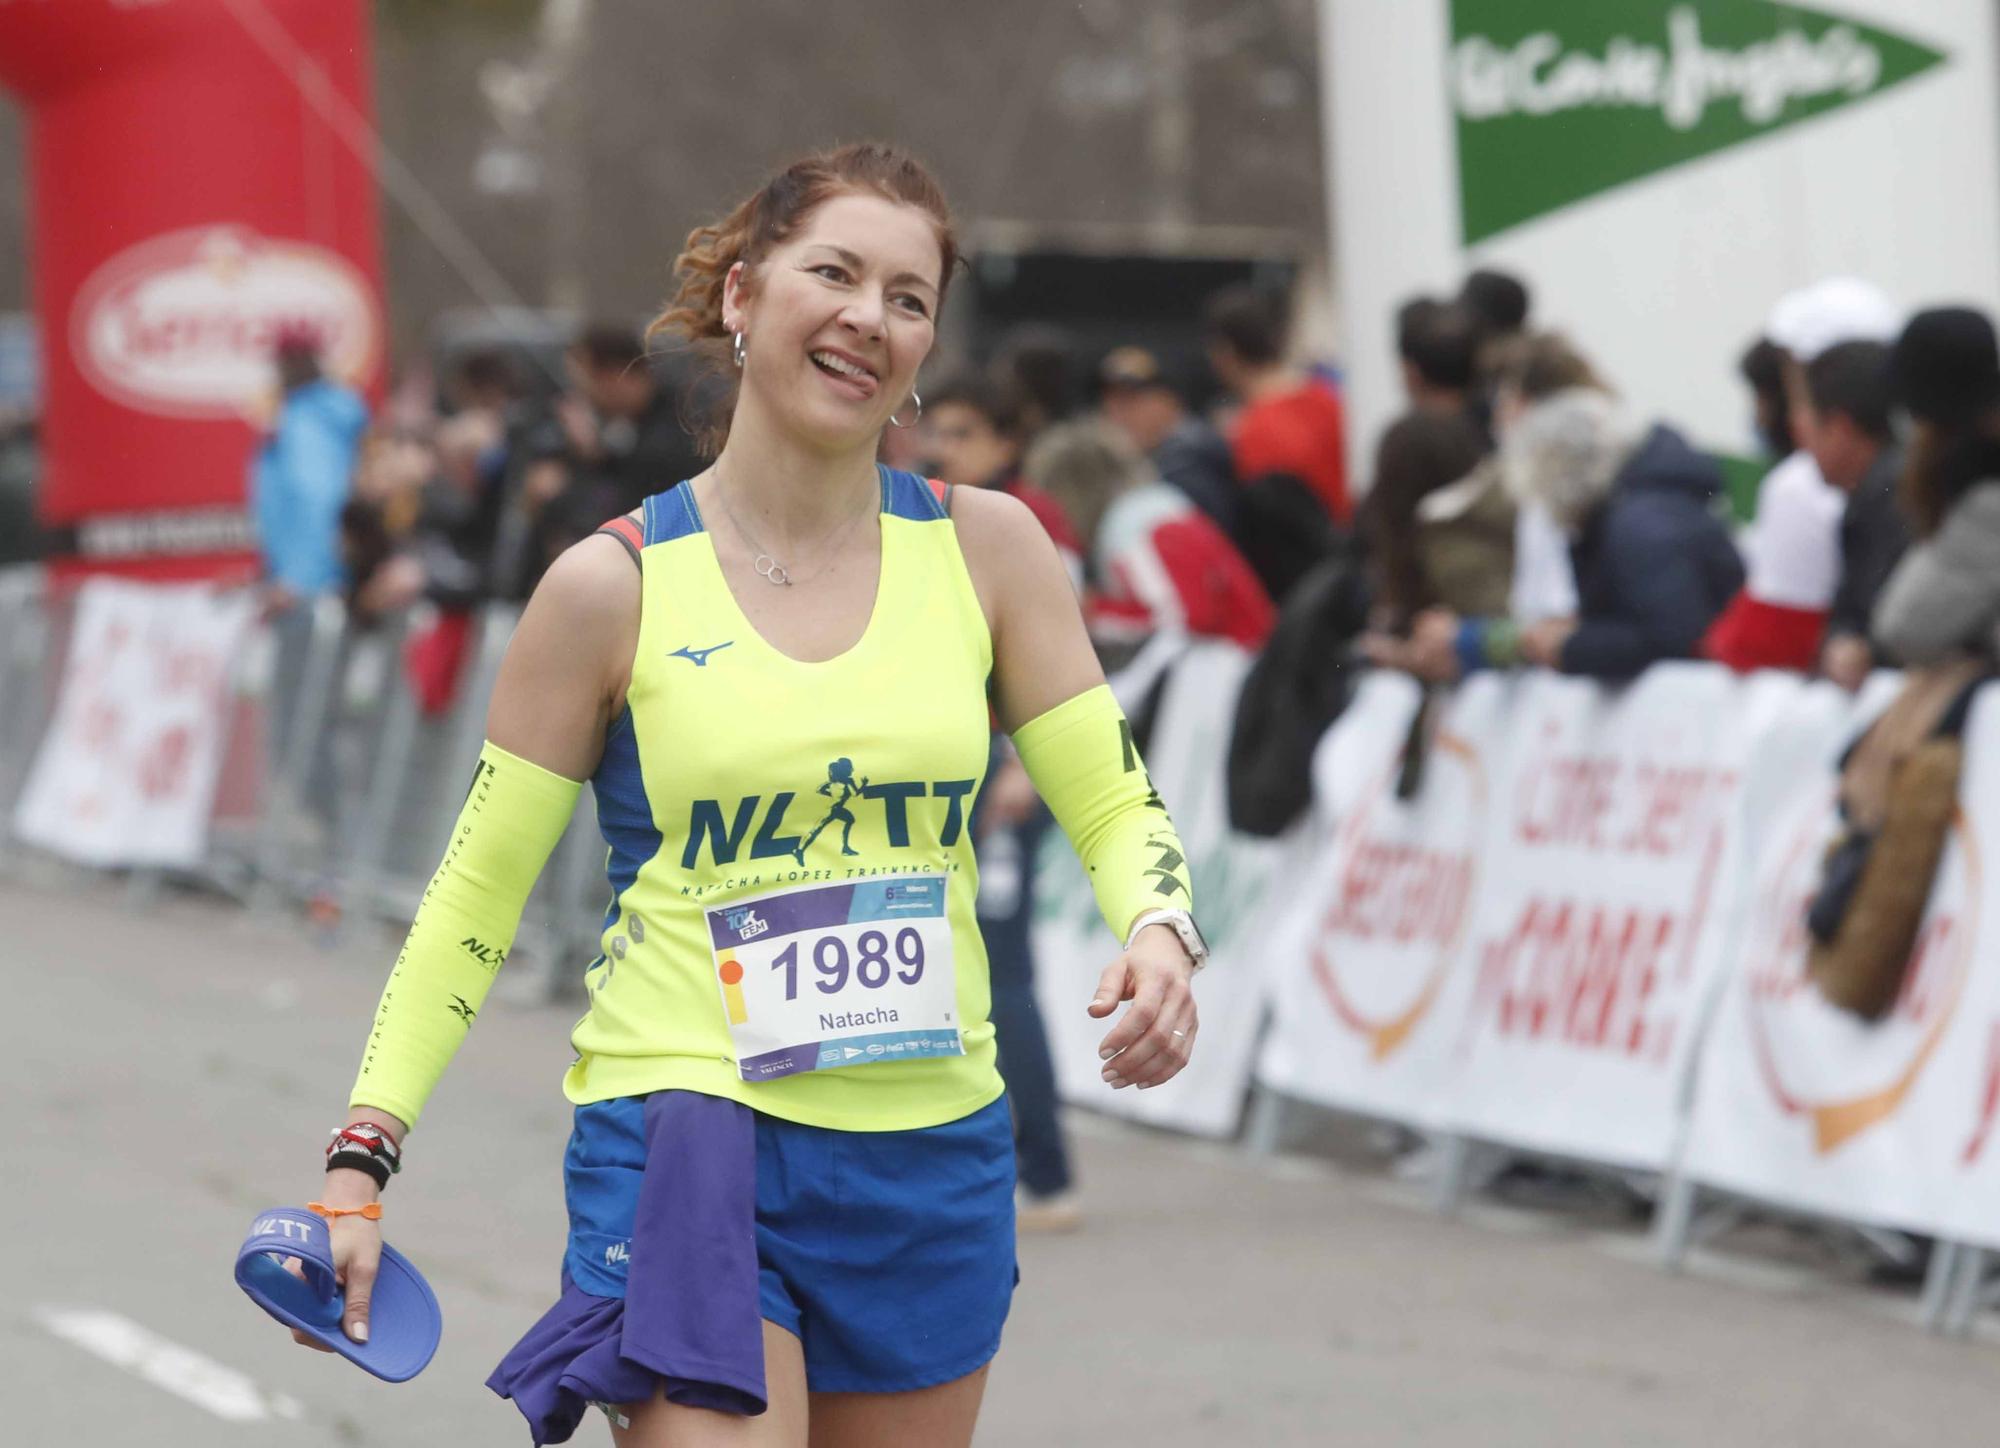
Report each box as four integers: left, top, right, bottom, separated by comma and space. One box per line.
1702, 277, 1901, 673
1097, 345, 1237, 533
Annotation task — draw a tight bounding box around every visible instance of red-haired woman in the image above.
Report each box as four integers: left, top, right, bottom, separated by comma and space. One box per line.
291, 144, 1207, 1446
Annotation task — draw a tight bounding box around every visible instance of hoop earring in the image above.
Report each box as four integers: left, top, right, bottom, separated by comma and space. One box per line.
731, 330, 746, 369
888, 389, 922, 429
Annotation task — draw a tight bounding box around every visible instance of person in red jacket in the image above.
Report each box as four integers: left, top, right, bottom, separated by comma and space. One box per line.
1204, 283, 1350, 527
1025, 417, 1275, 650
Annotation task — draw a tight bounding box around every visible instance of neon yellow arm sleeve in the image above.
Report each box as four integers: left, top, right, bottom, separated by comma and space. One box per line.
348, 741, 583, 1127
1012, 684, 1194, 941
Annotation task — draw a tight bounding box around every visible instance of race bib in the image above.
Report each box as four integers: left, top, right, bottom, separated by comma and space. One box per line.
705, 875, 964, 1082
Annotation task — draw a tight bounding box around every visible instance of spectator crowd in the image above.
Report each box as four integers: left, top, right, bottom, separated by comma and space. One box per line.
218, 247, 2000, 1247
247, 266, 2000, 845
253, 284, 1340, 716
1346, 271, 2000, 706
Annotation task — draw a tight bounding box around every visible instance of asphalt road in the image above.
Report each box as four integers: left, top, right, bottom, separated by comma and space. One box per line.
6, 873, 1999, 1447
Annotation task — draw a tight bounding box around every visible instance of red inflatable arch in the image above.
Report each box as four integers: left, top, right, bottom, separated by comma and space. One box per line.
0, 0, 384, 580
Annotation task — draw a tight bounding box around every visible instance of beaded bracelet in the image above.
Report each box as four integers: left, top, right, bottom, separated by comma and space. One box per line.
325, 1124, 401, 1191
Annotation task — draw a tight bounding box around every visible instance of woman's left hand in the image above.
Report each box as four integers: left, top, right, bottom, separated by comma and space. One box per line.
1087, 925, 1198, 1090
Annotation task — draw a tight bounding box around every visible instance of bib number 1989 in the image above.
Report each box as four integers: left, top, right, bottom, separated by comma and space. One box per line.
770, 928, 926, 998
705, 876, 962, 1081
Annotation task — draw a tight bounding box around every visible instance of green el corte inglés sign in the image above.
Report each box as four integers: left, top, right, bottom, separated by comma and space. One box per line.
1449, 1, 1948, 243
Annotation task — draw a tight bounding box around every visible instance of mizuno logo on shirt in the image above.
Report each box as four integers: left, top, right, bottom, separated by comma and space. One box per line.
670, 642, 734, 666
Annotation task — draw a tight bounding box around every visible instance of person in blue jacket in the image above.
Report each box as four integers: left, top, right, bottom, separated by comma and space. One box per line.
1381, 368, 1744, 685
1503, 386, 1745, 678
249, 330, 369, 883
253, 332, 369, 607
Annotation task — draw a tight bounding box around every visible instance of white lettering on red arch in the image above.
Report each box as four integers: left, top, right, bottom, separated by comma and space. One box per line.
70, 225, 379, 419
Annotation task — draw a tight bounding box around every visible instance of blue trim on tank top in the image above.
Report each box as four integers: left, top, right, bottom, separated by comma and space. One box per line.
591, 706, 663, 936
880, 465, 948, 522
643, 469, 941, 544
642, 482, 706, 546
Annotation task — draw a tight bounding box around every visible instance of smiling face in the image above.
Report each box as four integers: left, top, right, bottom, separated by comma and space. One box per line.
721, 190, 943, 455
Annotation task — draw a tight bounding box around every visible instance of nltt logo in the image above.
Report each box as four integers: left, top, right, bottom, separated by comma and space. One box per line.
254, 1216, 316, 1243
682, 757, 976, 871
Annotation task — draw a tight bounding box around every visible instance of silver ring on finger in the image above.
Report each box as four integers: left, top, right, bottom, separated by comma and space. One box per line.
1172, 1029, 1187, 1038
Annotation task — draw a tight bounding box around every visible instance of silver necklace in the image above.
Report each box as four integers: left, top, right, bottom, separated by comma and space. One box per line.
715, 469, 876, 587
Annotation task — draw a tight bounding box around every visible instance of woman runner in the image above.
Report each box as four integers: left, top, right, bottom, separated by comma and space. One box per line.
290, 143, 1207, 1446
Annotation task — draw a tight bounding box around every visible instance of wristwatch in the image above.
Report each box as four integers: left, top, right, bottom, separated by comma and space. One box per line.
1125, 909, 1209, 971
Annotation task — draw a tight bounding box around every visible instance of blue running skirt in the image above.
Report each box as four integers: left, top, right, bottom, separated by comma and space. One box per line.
488, 1090, 1016, 1443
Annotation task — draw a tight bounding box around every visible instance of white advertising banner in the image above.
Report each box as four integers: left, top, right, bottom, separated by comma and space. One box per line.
12, 578, 253, 868
1259, 663, 1779, 1169
1681, 684, 2000, 1243
1032, 641, 1279, 1138
1321, 0, 2000, 490
1436, 665, 1752, 1169
1257, 670, 1506, 1129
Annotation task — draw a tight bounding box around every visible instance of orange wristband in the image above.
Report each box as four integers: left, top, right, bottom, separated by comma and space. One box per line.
306, 1201, 382, 1221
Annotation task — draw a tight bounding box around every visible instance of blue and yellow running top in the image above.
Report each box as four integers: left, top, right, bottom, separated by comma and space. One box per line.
563, 467, 1003, 1131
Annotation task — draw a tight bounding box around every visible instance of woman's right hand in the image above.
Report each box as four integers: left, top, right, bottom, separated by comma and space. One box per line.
286, 1168, 382, 1348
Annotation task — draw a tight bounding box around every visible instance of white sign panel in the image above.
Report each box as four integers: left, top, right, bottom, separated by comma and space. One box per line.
1257, 671, 1503, 1129
1321, 0, 2000, 486
1032, 641, 1278, 1138
1682, 684, 2000, 1241
12, 579, 253, 867
1438, 665, 1749, 1169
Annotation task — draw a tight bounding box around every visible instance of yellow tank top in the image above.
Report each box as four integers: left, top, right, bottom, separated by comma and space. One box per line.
562, 467, 1004, 1130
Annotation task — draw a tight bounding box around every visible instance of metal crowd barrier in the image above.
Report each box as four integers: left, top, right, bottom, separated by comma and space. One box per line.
12, 575, 2000, 1340
0, 564, 57, 873
0, 579, 607, 1002
254, 594, 610, 1001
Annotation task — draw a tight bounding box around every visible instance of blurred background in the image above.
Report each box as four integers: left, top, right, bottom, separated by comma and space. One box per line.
0, 0, 1328, 577
11, 2, 2000, 1445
